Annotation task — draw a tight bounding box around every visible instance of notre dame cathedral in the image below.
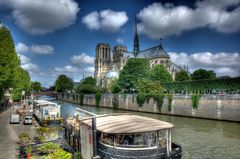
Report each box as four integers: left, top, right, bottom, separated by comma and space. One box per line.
94, 18, 187, 88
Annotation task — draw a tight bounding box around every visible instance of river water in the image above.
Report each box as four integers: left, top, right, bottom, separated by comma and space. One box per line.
42, 96, 240, 159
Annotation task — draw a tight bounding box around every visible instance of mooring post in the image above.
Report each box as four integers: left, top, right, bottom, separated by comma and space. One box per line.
92, 117, 98, 157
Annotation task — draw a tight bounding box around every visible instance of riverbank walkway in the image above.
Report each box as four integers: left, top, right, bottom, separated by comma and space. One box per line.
0, 108, 38, 159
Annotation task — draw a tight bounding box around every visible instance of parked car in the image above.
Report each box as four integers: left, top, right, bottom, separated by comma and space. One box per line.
24, 115, 32, 125
10, 114, 20, 124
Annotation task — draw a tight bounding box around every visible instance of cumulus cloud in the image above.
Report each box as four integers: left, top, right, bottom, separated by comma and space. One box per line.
18, 54, 41, 73
8, 0, 79, 35
16, 42, 29, 54
15, 42, 54, 55
30, 44, 54, 54
70, 53, 95, 65
82, 9, 128, 32
54, 65, 80, 73
84, 66, 95, 75
137, 0, 240, 38
169, 52, 240, 77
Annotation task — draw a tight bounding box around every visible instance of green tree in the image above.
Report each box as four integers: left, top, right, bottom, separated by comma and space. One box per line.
0, 23, 20, 99
12, 67, 31, 101
150, 65, 173, 82
110, 79, 121, 93
54, 75, 73, 92
208, 70, 216, 79
75, 84, 100, 94
191, 69, 216, 80
82, 76, 96, 85
175, 70, 190, 81
135, 79, 163, 95
118, 58, 150, 92
31, 81, 41, 92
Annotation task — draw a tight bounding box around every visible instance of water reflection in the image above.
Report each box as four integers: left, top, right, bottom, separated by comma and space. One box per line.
40, 96, 240, 159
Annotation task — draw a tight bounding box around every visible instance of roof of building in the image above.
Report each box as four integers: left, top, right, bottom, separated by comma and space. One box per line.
137, 45, 170, 59
81, 114, 173, 134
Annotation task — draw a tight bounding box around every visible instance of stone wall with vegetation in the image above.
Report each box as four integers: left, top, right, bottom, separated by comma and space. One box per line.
57, 93, 240, 122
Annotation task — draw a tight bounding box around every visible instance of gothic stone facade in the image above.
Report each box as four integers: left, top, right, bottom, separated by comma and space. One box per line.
94, 19, 187, 88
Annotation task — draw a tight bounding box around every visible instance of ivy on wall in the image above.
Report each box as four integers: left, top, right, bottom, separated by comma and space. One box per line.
167, 94, 173, 111
153, 94, 165, 112
79, 93, 84, 105
95, 92, 102, 107
191, 94, 201, 109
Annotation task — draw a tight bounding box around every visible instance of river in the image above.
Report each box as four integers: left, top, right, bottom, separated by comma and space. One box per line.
42, 96, 240, 159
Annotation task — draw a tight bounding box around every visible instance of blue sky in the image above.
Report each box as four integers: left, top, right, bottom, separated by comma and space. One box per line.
0, 0, 240, 87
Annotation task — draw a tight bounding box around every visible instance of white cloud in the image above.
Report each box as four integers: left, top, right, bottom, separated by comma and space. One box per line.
16, 42, 29, 54
137, 0, 240, 38
70, 53, 95, 65
82, 11, 100, 30
18, 54, 30, 64
30, 44, 54, 54
84, 66, 95, 74
15, 42, 54, 55
116, 37, 124, 44
9, 0, 80, 35
169, 52, 240, 77
54, 65, 80, 73
82, 9, 128, 32
21, 63, 40, 72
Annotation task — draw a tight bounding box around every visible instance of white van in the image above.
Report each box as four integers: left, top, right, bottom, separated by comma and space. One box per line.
10, 114, 20, 124
24, 115, 32, 125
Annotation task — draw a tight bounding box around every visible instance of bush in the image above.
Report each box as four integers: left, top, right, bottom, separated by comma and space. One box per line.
163, 77, 240, 93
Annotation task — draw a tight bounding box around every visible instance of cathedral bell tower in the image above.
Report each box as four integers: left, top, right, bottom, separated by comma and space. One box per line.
133, 15, 139, 57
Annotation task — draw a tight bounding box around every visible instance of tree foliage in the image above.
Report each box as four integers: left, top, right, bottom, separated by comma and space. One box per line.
163, 77, 240, 93
81, 76, 96, 85
118, 58, 150, 92
110, 79, 121, 93
150, 65, 173, 83
175, 70, 190, 81
135, 79, 163, 95
0, 23, 21, 99
31, 81, 41, 92
12, 67, 31, 101
191, 69, 216, 80
54, 75, 73, 92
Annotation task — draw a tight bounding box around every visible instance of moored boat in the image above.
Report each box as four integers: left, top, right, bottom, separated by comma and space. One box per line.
65, 109, 182, 159
33, 100, 63, 126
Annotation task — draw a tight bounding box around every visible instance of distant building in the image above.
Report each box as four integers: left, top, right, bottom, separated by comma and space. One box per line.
94, 18, 187, 88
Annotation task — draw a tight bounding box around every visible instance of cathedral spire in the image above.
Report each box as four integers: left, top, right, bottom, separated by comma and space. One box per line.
133, 14, 139, 57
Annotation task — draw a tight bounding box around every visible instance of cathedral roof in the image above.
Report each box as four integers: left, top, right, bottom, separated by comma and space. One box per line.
137, 45, 170, 59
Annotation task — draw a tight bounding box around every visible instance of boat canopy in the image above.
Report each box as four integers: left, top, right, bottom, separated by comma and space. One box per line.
81, 114, 173, 134
34, 100, 58, 106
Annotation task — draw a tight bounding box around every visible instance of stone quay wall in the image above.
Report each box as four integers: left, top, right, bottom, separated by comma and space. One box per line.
57, 93, 240, 122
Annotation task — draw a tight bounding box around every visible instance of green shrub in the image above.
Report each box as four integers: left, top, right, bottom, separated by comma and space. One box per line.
95, 92, 101, 106
163, 77, 240, 93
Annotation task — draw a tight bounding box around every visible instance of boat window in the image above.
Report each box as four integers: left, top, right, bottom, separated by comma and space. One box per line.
100, 133, 114, 146
158, 130, 167, 148
115, 132, 157, 148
